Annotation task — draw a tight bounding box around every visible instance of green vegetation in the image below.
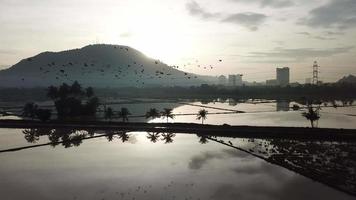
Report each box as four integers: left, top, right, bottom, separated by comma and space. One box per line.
302, 105, 321, 128
196, 109, 208, 124
104, 107, 114, 121
22, 102, 52, 122
117, 107, 131, 122
47, 81, 100, 120
146, 108, 161, 120
161, 108, 174, 123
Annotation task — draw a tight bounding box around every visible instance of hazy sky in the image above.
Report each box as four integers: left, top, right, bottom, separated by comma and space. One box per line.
1, 0, 356, 82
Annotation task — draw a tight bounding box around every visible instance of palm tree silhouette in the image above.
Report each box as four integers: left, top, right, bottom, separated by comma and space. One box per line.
147, 132, 161, 143
118, 132, 130, 143
161, 108, 174, 123
161, 133, 176, 144
22, 102, 38, 119
197, 134, 209, 144
105, 130, 116, 142
118, 107, 131, 122
146, 108, 160, 120
302, 105, 321, 128
104, 107, 114, 121
22, 129, 40, 143
196, 109, 208, 124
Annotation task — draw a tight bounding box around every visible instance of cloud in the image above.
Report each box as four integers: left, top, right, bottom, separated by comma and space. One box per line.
244, 46, 354, 62
299, 0, 356, 29
188, 151, 224, 170
230, 0, 294, 8
186, 1, 267, 31
296, 32, 336, 40
186, 1, 220, 19
119, 32, 133, 38
222, 13, 267, 31
0, 49, 19, 55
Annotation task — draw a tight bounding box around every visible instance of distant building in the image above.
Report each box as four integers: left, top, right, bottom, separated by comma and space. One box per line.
218, 75, 227, 85
266, 79, 278, 86
305, 78, 312, 84
228, 74, 243, 86
276, 67, 290, 86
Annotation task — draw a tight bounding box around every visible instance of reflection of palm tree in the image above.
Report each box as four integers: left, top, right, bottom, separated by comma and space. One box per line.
161, 133, 176, 144
302, 105, 321, 128
118, 132, 130, 143
196, 109, 208, 124
146, 108, 160, 120
105, 130, 116, 142
118, 108, 131, 122
161, 108, 174, 123
23, 129, 40, 143
197, 134, 209, 144
147, 132, 161, 143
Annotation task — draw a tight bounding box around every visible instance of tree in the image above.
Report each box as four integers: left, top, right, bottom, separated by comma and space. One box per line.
197, 134, 209, 144
104, 107, 114, 121
47, 86, 58, 99
47, 82, 100, 120
22, 102, 38, 119
147, 132, 160, 143
161, 133, 175, 144
35, 109, 52, 122
118, 132, 130, 142
146, 108, 160, 120
161, 108, 174, 123
302, 105, 321, 128
86, 87, 94, 98
70, 81, 82, 96
196, 109, 208, 124
118, 107, 131, 122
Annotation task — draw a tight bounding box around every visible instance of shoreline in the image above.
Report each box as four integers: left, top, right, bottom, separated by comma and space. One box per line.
1, 119, 355, 140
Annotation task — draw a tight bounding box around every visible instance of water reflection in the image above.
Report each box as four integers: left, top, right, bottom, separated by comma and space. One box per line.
0, 128, 354, 198
276, 100, 290, 111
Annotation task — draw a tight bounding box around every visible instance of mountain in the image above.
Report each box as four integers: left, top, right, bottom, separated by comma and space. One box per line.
0, 44, 215, 88
337, 74, 356, 84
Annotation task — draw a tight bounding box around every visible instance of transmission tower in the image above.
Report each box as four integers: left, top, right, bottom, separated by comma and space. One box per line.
312, 61, 319, 85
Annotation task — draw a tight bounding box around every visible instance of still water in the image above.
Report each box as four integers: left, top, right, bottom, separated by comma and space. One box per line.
101, 99, 356, 129
0, 128, 355, 200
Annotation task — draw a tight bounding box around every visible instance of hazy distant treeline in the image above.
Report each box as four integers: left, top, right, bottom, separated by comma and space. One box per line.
1, 82, 356, 102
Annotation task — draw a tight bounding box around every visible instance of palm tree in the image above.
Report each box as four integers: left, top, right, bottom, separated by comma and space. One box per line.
104, 107, 114, 121
161, 108, 174, 123
147, 132, 160, 143
118, 132, 130, 143
146, 108, 160, 120
196, 109, 208, 124
197, 134, 209, 144
161, 133, 176, 144
22, 102, 38, 119
302, 105, 321, 128
22, 129, 40, 143
117, 107, 131, 122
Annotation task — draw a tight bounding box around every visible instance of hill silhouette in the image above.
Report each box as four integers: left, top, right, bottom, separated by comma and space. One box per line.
0, 44, 214, 88
337, 74, 356, 84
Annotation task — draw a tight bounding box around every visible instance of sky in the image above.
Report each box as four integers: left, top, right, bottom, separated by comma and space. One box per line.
0, 0, 356, 83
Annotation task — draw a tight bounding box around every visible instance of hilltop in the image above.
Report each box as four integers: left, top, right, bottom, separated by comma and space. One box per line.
338, 74, 356, 84
0, 44, 214, 88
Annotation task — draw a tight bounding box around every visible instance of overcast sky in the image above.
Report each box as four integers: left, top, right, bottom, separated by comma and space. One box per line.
1, 0, 356, 82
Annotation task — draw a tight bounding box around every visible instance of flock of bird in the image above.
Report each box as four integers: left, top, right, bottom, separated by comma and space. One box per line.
21, 45, 223, 86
